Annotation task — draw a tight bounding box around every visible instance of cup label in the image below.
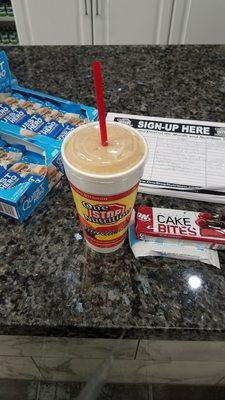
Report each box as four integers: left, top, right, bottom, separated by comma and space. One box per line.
70, 182, 139, 248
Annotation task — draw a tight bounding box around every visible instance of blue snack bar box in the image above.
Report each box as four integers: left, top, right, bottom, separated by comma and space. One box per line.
0, 51, 97, 221
0, 123, 63, 221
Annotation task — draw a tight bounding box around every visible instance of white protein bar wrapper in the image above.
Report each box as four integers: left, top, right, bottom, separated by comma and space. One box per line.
129, 216, 220, 268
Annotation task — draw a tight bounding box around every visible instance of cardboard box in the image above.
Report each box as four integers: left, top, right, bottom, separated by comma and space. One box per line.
0, 122, 63, 221
0, 50, 97, 221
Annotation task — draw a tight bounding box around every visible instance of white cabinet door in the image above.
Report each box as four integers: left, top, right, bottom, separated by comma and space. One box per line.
12, 0, 92, 45
93, 0, 173, 45
169, 0, 225, 44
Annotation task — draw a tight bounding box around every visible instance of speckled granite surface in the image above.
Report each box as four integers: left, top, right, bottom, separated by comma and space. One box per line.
1, 46, 225, 338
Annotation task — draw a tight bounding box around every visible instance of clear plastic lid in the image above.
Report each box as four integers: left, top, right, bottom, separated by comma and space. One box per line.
64, 123, 145, 175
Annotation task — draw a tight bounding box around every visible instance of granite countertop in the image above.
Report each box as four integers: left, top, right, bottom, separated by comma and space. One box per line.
1, 45, 225, 339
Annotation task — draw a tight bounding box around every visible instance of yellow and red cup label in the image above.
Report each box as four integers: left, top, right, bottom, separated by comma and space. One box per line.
70, 182, 139, 249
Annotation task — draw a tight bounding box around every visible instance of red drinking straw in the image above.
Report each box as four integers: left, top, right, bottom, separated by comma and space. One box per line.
92, 61, 108, 146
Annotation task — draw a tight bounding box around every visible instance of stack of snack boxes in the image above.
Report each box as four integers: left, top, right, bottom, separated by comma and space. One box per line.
0, 51, 97, 222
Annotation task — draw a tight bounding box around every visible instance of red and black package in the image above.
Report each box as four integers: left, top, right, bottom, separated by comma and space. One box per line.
135, 206, 225, 249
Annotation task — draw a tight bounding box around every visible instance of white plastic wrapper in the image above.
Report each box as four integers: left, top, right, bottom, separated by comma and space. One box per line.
129, 214, 220, 268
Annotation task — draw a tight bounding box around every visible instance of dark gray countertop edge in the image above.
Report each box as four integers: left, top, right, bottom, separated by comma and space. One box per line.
1, 325, 225, 340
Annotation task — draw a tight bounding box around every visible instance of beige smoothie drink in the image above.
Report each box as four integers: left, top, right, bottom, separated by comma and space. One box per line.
62, 121, 148, 253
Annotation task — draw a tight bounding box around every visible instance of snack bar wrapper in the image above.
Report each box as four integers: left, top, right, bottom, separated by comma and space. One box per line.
129, 212, 220, 268
136, 206, 225, 250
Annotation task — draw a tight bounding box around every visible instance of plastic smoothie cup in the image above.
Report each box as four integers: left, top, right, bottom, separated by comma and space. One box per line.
62, 121, 148, 253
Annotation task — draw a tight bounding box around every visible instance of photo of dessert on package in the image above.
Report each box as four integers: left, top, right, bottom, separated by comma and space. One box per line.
196, 212, 225, 238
